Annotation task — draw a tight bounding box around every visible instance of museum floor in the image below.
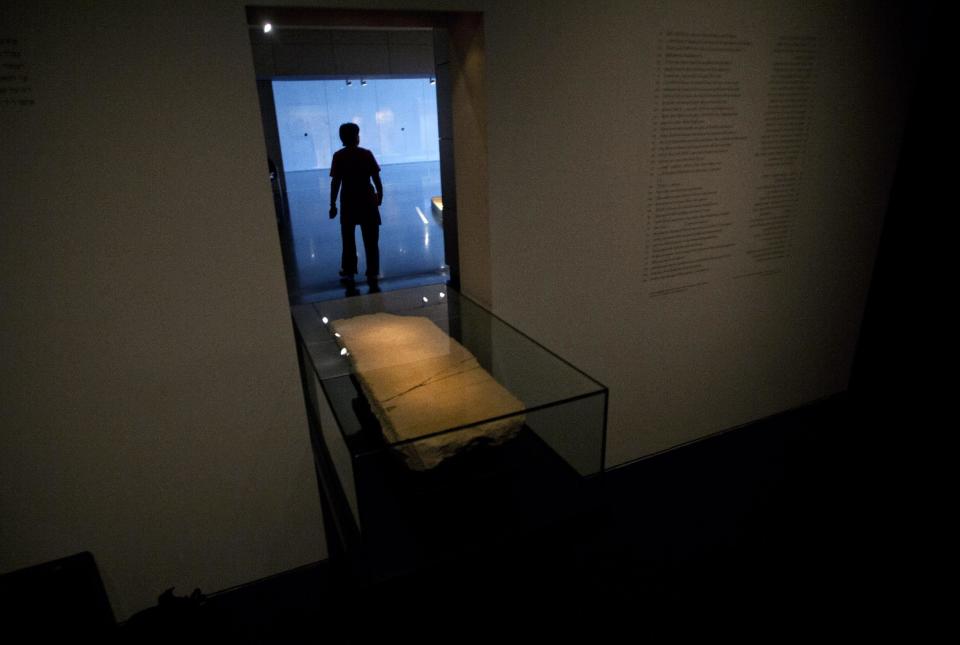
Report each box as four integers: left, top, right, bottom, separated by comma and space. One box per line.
110, 388, 918, 640
277, 161, 448, 305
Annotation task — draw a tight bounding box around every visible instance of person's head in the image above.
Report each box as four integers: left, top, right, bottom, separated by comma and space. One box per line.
339, 122, 360, 146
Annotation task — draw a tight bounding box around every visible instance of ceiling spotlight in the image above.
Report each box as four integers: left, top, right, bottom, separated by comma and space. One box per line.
360, 79, 367, 86
321, 316, 329, 324
345, 79, 352, 86
263, 23, 273, 34
429, 77, 436, 85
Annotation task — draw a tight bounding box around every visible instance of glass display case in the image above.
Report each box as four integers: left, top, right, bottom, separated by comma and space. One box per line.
293, 284, 608, 582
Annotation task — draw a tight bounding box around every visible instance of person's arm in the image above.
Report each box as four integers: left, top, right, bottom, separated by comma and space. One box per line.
329, 175, 341, 218
372, 171, 383, 206
368, 151, 383, 206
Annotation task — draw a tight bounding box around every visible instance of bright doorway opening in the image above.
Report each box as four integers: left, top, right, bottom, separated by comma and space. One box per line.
272, 77, 446, 302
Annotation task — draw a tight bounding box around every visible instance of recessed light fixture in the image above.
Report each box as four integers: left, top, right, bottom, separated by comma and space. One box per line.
263, 23, 272, 34
429, 77, 436, 85
360, 79, 368, 86
345, 79, 352, 86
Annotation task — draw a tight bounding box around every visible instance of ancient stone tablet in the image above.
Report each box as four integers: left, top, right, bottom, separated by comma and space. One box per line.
330, 313, 525, 470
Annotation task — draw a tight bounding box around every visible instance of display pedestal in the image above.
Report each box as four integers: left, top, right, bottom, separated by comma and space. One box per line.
293, 285, 608, 588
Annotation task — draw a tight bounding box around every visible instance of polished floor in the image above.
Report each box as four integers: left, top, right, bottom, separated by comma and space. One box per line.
277, 161, 448, 304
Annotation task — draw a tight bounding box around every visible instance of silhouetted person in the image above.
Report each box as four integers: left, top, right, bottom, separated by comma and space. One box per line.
329, 123, 383, 284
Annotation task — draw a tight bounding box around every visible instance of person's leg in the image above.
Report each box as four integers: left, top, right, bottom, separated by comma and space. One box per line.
340, 221, 357, 276
360, 222, 380, 279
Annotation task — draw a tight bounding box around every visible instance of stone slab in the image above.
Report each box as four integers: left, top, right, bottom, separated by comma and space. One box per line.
330, 313, 525, 470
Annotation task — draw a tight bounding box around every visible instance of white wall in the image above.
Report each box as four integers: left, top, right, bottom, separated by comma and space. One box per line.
481, 0, 911, 464
0, 0, 912, 621
0, 0, 324, 620
273, 78, 440, 171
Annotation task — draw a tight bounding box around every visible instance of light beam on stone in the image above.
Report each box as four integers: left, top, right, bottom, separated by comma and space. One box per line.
330, 313, 525, 470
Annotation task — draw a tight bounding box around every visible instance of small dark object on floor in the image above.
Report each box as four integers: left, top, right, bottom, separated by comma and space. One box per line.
121, 586, 222, 641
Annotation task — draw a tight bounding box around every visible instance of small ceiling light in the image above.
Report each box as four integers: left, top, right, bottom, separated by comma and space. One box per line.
340, 348, 349, 357
429, 78, 436, 85
345, 79, 352, 86
360, 79, 367, 86
439, 292, 446, 299
422, 297, 429, 304
321, 316, 329, 324
334, 332, 341, 338
263, 23, 273, 34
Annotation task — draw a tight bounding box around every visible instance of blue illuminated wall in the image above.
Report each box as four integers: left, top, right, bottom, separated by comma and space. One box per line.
273, 78, 440, 171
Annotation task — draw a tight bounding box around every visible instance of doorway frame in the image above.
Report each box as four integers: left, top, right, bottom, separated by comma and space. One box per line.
245, 6, 491, 305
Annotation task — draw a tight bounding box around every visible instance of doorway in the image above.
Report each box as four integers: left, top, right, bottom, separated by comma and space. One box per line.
274, 77, 446, 301
249, 22, 455, 304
